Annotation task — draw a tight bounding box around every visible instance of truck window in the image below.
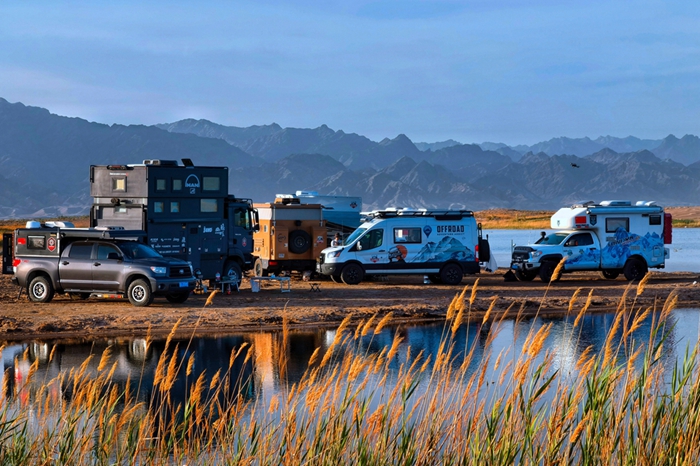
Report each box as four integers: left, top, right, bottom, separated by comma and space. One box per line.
171, 202, 180, 213
203, 177, 220, 191
27, 235, 46, 250
359, 229, 383, 250
154, 202, 164, 213
173, 179, 183, 191
606, 217, 629, 233
69, 243, 93, 259
535, 232, 568, 245
566, 233, 593, 247
112, 177, 126, 192
97, 244, 120, 260
394, 228, 421, 244
234, 208, 250, 228
118, 242, 162, 259
201, 199, 218, 212
156, 179, 167, 191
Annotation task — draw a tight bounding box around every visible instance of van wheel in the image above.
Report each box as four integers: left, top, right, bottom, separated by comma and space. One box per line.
600, 270, 620, 280
539, 262, 559, 283
223, 260, 243, 286
623, 259, 647, 281
128, 279, 153, 307
28, 276, 54, 303
289, 230, 312, 254
165, 292, 190, 304
341, 263, 364, 285
330, 274, 341, 283
515, 269, 536, 281
428, 274, 442, 284
440, 263, 463, 286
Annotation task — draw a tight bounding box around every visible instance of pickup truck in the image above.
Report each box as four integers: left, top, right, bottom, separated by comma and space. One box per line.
8, 223, 196, 306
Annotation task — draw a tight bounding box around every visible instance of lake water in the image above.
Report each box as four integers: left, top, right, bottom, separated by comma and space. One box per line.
483, 227, 700, 272
4, 308, 700, 407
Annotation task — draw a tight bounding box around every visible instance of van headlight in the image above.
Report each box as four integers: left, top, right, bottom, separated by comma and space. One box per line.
327, 250, 342, 258
150, 266, 167, 276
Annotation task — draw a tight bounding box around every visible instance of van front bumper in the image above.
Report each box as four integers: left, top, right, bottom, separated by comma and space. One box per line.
317, 263, 338, 276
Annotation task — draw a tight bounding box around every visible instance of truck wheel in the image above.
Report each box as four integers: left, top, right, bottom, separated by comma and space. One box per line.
253, 258, 268, 277
341, 263, 364, 285
223, 260, 243, 286
515, 269, 536, 281
600, 270, 620, 280
28, 276, 55, 303
128, 279, 153, 307
440, 263, 463, 286
428, 274, 443, 284
539, 262, 559, 283
165, 292, 190, 304
623, 259, 647, 281
289, 230, 312, 254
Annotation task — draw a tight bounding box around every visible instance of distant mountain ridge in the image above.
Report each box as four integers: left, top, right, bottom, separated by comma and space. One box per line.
2, 97, 700, 218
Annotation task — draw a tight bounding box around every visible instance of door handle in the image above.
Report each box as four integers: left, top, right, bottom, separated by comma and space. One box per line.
62, 261, 69, 265
378, 250, 386, 252
94, 262, 102, 266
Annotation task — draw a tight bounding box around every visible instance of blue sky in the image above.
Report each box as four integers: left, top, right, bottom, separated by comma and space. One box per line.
1, 0, 698, 145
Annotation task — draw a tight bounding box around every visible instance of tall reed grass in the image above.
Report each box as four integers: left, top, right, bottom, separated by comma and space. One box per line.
1, 281, 699, 465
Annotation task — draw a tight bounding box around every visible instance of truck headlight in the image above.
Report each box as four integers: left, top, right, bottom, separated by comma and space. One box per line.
530, 250, 543, 258
150, 266, 167, 275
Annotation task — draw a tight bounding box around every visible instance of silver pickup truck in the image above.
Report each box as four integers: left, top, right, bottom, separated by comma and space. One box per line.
7, 223, 196, 306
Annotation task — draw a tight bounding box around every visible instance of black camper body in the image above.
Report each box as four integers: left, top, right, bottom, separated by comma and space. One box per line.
90, 160, 257, 282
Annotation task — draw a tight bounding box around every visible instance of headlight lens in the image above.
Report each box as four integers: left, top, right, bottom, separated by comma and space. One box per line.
328, 250, 342, 258
150, 266, 167, 275
530, 250, 543, 258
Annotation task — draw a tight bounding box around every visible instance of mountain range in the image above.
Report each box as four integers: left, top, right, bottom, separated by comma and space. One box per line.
1, 97, 700, 218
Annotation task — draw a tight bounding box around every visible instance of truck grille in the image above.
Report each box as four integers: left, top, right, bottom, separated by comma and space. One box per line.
512, 246, 532, 262
169, 267, 193, 278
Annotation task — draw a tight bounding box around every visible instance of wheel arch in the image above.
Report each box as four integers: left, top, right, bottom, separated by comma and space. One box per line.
123, 273, 151, 293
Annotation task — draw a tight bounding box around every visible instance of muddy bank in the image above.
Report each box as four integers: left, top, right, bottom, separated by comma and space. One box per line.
1, 271, 699, 341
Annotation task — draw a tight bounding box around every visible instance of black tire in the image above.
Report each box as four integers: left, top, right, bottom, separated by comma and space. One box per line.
539, 262, 559, 283
478, 238, 491, 263
253, 258, 267, 277
223, 260, 243, 286
28, 276, 54, 303
127, 279, 153, 307
440, 263, 463, 286
428, 274, 442, 284
288, 230, 312, 255
623, 258, 647, 281
165, 292, 190, 304
330, 274, 341, 283
341, 263, 364, 285
600, 270, 620, 280
515, 269, 537, 282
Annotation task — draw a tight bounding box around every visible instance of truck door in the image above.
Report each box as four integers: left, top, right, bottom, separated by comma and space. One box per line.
91, 243, 124, 291
353, 228, 387, 269
58, 242, 95, 290
562, 232, 598, 270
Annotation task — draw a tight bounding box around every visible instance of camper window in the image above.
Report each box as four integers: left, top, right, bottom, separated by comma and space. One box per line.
606, 217, 629, 233
201, 199, 218, 213
203, 177, 220, 191
112, 177, 126, 192
649, 215, 661, 225
156, 179, 167, 191
394, 228, 421, 244
170, 202, 180, 213
27, 235, 46, 250
173, 179, 183, 191
154, 202, 164, 213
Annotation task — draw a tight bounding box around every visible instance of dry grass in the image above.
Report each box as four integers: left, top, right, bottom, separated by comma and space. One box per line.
0, 282, 699, 464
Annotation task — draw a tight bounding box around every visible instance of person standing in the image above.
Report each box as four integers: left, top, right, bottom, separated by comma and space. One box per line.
331, 233, 342, 247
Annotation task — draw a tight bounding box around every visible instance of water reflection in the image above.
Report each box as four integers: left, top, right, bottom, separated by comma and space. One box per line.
3, 309, 698, 410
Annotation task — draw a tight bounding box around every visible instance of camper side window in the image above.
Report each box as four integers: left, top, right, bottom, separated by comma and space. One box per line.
606, 217, 629, 233
394, 228, 421, 244
649, 215, 661, 225
112, 177, 126, 192
27, 236, 46, 250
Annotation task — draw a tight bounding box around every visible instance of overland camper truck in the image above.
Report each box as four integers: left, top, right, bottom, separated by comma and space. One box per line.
317, 209, 492, 285
253, 196, 326, 276
90, 160, 257, 284
510, 200, 672, 282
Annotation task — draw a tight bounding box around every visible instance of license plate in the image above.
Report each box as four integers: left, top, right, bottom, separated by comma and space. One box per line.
179, 281, 188, 287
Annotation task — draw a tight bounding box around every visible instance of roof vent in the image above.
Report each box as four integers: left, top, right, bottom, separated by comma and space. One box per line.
600, 200, 632, 207
25, 221, 41, 229
45, 221, 75, 228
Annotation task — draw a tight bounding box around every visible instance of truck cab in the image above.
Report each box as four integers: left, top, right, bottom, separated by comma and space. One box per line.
511, 200, 672, 282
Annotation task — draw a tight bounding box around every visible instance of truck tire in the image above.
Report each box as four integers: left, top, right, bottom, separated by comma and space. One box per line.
341, 263, 364, 285
478, 238, 491, 262
623, 258, 647, 281
515, 269, 536, 281
223, 260, 243, 286
165, 292, 190, 304
600, 270, 620, 280
289, 230, 312, 254
28, 276, 55, 303
440, 263, 463, 286
128, 279, 153, 307
253, 258, 268, 277
539, 261, 560, 283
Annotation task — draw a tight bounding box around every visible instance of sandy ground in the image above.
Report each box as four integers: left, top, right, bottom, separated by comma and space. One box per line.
1, 269, 700, 342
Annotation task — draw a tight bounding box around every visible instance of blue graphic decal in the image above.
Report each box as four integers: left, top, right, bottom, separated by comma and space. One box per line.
410, 237, 474, 263
600, 228, 663, 269
423, 225, 432, 238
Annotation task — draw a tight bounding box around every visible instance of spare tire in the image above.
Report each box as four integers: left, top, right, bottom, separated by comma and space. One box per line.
289, 230, 312, 254
478, 238, 491, 262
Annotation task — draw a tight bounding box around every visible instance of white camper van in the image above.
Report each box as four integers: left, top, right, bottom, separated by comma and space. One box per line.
316, 209, 491, 285
510, 200, 672, 282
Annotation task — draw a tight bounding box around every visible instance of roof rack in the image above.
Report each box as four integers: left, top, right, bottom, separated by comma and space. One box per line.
367, 209, 474, 219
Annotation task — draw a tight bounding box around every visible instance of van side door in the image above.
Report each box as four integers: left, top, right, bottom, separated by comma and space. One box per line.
58, 242, 95, 290
562, 232, 599, 270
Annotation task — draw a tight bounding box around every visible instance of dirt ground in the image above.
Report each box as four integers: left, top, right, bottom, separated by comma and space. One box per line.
2, 269, 700, 342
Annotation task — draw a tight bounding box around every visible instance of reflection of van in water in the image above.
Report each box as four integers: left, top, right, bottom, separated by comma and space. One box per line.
316, 209, 491, 285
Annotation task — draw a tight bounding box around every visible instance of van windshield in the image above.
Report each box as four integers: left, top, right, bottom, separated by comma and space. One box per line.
535, 233, 568, 245
344, 227, 368, 246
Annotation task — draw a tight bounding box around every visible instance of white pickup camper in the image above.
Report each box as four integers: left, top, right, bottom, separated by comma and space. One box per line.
510, 201, 672, 282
